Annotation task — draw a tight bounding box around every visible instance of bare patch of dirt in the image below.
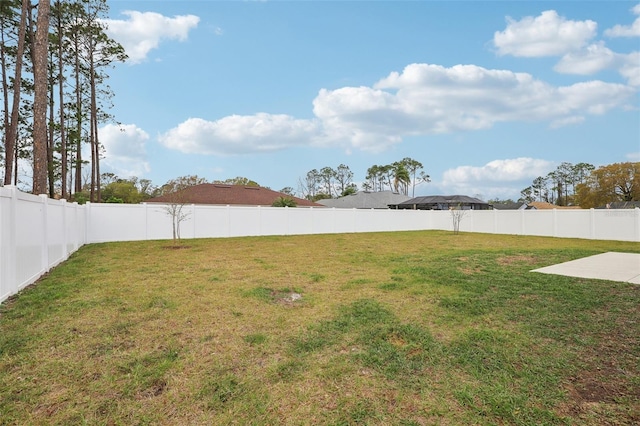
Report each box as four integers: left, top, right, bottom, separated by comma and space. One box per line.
556, 310, 640, 425
275, 292, 303, 306
496, 255, 538, 265
459, 266, 482, 275
163, 245, 191, 250
456, 257, 482, 275
138, 379, 167, 399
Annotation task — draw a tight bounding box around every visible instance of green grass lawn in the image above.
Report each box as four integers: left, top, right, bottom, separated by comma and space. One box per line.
1, 231, 639, 425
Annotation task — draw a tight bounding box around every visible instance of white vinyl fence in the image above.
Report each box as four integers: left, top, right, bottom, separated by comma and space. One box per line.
2, 185, 639, 304
0, 186, 86, 304
84, 202, 431, 242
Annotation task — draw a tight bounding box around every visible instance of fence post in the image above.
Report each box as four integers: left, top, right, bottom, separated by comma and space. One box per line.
80, 202, 87, 246
635, 208, 640, 242
39, 194, 49, 278
285, 205, 290, 235
257, 205, 262, 236
71, 202, 79, 251
191, 204, 196, 239
552, 209, 558, 237
61, 199, 68, 259
353, 208, 357, 233
590, 208, 596, 240
85, 202, 91, 243
143, 203, 148, 240
1, 186, 18, 302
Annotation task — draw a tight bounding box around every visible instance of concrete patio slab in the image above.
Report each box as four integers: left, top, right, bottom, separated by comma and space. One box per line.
532, 252, 640, 284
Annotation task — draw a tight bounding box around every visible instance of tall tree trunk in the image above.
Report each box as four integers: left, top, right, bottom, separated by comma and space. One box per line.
89, 57, 95, 202
73, 33, 81, 193
47, 50, 55, 197
4, 0, 29, 186
32, 0, 51, 195
89, 56, 100, 202
57, 0, 66, 198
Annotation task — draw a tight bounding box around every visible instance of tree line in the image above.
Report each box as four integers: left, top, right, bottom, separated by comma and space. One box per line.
80, 160, 638, 209
518, 162, 639, 208
0, 0, 126, 202
296, 157, 430, 202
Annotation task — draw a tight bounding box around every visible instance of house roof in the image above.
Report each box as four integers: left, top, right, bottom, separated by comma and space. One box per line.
392, 195, 489, 206
491, 202, 535, 210
528, 201, 581, 210
317, 191, 412, 209
389, 195, 492, 210
146, 184, 323, 207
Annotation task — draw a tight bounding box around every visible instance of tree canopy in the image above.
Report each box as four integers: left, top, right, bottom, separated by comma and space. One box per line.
520, 162, 595, 206
1, 0, 127, 200
298, 158, 430, 201
576, 162, 639, 208
213, 176, 259, 187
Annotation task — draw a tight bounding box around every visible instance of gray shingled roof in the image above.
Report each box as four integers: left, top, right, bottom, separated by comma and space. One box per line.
395, 195, 487, 206
389, 195, 491, 210
492, 202, 534, 210
317, 191, 412, 209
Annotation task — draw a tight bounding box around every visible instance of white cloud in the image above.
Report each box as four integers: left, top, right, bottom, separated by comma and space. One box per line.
102, 11, 200, 63
493, 10, 597, 57
372, 63, 632, 127
554, 42, 618, 75
312, 86, 405, 152
554, 44, 640, 87
159, 63, 635, 155
619, 51, 640, 87
158, 114, 321, 155
496, 7, 640, 86
604, 3, 640, 37
440, 158, 555, 200
100, 124, 150, 177
443, 158, 554, 184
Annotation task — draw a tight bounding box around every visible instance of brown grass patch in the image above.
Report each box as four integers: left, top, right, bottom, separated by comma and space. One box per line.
496, 254, 538, 265
556, 291, 640, 424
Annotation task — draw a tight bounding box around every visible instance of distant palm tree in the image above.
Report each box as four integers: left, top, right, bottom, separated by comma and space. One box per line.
392, 163, 411, 195
272, 196, 297, 207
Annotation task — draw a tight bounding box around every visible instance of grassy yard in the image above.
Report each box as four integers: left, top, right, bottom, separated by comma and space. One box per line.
1, 231, 639, 425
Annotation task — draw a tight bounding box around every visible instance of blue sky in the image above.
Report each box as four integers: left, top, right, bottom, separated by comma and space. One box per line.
97, 0, 640, 200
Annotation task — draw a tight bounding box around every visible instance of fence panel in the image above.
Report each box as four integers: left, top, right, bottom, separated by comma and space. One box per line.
0, 186, 15, 302
522, 210, 555, 236
594, 209, 639, 242
192, 205, 230, 238
257, 206, 289, 236
0, 186, 86, 304
87, 203, 147, 242
15, 192, 46, 289
46, 199, 66, 267
495, 210, 524, 235
555, 209, 589, 239
287, 207, 315, 235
